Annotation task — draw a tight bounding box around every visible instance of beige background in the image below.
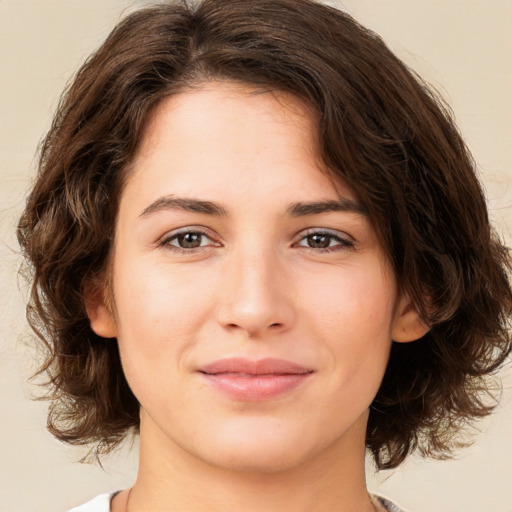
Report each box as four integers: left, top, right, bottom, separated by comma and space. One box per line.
1, 1, 511, 511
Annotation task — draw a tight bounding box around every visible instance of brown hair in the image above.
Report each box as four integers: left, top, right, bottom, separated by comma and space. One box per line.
17, 0, 511, 469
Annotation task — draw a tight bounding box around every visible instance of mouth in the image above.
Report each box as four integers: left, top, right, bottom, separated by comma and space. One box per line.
197, 357, 314, 401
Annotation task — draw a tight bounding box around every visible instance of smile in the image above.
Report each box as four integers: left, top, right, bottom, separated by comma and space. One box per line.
197, 357, 314, 401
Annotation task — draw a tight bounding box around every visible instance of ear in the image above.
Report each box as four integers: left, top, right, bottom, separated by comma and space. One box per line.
392, 293, 430, 343
85, 281, 118, 339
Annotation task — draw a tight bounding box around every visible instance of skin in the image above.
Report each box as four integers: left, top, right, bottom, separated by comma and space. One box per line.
88, 82, 427, 512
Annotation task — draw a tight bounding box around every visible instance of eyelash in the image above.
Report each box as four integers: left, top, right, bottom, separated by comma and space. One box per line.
294, 229, 354, 253
158, 228, 354, 254
159, 228, 218, 253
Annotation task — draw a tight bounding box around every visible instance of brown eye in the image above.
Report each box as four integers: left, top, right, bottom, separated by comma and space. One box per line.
176, 232, 203, 248
306, 234, 331, 249
163, 230, 214, 250
296, 230, 353, 251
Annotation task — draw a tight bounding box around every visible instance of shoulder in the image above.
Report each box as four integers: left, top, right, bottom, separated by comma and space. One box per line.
372, 494, 409, 512
67, 492, 117, 512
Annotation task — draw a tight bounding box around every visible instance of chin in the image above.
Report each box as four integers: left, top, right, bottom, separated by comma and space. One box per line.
195, 419, 323, 474
207, 446, 309, 474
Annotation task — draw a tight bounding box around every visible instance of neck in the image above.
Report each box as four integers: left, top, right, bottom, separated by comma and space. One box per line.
118, 410, 375, 512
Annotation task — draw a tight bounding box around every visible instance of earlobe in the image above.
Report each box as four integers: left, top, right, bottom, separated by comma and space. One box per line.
392, 293, 430, 343
85, 284, 118, 339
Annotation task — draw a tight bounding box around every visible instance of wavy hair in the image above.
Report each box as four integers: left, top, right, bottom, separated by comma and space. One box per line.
17, 0, 511, 468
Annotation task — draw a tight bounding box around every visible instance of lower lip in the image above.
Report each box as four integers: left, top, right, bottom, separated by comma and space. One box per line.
199, 373, 312, 401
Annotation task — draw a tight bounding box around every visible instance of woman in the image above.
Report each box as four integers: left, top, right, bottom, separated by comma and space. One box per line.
17, 1, 511, 511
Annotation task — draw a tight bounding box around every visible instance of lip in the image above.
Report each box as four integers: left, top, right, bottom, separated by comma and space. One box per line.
197, 357, 314, 401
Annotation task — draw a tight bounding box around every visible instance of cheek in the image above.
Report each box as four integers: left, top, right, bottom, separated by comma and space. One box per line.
110, 254, 231, 397
297, 261, 396, 389
113, 253, 216, 332
300, 262, 396, 339
110, 259, 209, 385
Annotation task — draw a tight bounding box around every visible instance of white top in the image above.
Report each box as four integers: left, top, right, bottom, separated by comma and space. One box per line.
67, 492, 408, 511
68, 493, 115, 512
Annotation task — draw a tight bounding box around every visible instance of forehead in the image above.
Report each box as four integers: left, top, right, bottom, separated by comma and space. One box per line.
125, 81, 356, 210
136, 82, 319, 168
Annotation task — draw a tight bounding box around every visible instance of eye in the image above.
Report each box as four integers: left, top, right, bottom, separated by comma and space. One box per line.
296, 230, 353, 252
160, 229, 218, 251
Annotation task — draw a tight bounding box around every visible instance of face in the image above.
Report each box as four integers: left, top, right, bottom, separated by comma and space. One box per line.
89, 82, 425, 473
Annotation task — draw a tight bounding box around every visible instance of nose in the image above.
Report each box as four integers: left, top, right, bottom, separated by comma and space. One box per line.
215, 247, 295, 337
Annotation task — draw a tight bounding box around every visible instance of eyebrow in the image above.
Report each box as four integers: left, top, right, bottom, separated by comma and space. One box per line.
286, 199, 368, 217
139, 195, 367, 219
140, 196, 228, 217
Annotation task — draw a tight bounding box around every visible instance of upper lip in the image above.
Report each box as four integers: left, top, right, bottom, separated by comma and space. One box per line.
198, 357, 313, 375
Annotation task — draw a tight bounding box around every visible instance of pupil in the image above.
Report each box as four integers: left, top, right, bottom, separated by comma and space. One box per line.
179, 233, 201, 248
308, 234, 330, 248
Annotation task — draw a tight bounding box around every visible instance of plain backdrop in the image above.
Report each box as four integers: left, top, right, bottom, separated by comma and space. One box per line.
1, 1, 511, 511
